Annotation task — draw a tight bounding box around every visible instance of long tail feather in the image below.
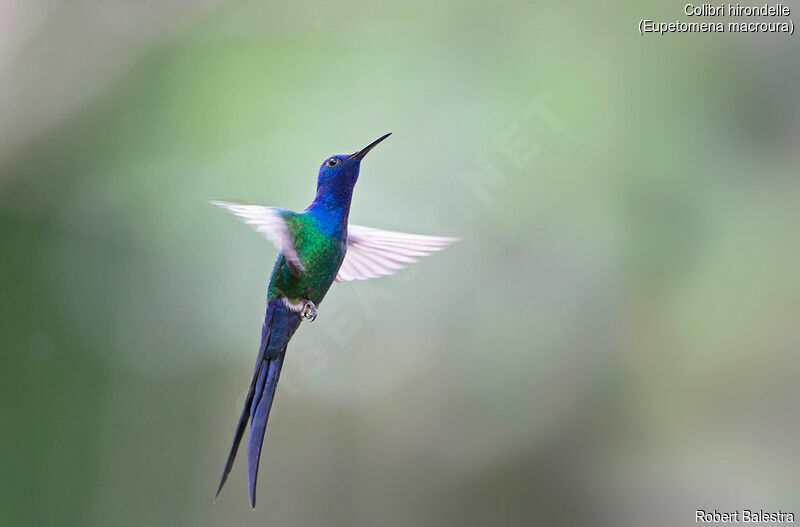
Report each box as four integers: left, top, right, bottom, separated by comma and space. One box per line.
215, 297, 301, 508
247, 352, 285, 508
214, 304, 275, 501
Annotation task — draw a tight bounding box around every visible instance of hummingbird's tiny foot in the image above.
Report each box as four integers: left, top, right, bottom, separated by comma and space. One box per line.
301, 300, 318, 321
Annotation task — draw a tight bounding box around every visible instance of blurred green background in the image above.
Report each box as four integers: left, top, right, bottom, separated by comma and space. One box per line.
1, 1, 799, 526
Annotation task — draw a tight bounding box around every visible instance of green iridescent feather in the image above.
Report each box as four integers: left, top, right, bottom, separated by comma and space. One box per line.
266, 211, 346, 304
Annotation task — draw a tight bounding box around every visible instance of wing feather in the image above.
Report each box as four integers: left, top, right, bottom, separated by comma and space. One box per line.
210, 200, 306, 275
336, 224, 458, 282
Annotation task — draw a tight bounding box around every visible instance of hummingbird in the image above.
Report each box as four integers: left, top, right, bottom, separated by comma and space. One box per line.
211, 133, 458, 508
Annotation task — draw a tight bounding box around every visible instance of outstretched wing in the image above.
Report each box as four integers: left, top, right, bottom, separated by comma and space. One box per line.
210, 200, 305, 276
336, 224, 459, 282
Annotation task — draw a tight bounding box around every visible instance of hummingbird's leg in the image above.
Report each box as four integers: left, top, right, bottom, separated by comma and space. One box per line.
301, 300, 318, 321
301, 289, 318, 321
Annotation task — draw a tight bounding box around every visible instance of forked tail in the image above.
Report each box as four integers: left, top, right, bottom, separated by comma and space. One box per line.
215, 297, 302, 508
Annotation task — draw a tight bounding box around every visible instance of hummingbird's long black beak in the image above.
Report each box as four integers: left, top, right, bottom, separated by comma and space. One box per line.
349, 133, 391, 160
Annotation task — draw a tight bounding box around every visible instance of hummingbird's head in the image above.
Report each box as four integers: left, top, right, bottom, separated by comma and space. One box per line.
316, 133, 391, 192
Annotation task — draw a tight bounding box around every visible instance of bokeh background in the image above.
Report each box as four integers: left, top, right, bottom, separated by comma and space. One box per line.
2, 1, 799, 526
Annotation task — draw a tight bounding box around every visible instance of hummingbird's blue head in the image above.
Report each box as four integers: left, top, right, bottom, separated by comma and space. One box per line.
315, 133, 391, 194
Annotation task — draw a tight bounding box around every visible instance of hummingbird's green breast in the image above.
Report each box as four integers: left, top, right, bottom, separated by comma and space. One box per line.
266, 212, 345, 305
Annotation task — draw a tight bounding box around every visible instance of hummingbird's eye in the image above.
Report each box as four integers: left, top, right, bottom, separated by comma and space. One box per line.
327, 158, 339, 167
